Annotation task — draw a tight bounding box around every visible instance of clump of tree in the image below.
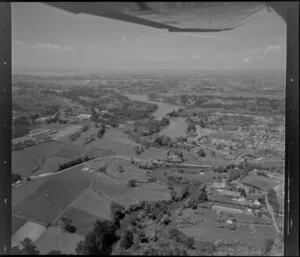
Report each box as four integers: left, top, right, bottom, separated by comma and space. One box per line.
110, 201, 125, 224
46, 250, 62, 255
97, 124, 106, 138
120, 229, 134, 250
187, 123, 197, 133
197, 148, 206, 158
11, 238, 40, 255
237, 187, 247, 198
12, 173, 22, 184
168, 227, 195, 249
75, 220, 118, 255
57, 155, 93, 171
60, 217, 77, 233
127, 179, 137, 187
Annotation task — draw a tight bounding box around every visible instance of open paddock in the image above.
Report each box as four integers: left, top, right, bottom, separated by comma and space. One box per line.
51, 125, 83, 141
179, 222, 276, 249
138, 147, 169, 160
12, 216, 28, 235
13, 177, 91, 224
56, 206, 105, 237
35, 227, 83, 254
106, 158, 148, 182
12, 141, 66, 176
71, 188, 111, 220
242, 174, 281, 190
12, 221, 46, 247
92, 173, 170, 208
86, 128, 138, 156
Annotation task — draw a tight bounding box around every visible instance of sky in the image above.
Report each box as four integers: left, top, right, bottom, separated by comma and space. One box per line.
12, 2, 287, 72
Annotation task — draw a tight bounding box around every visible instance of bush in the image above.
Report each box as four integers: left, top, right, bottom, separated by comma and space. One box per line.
264, 238, 274, 253
12, 173, 22, 184
110, 202, 125, 223
127, 179, 137, 187
61, 217, 77, 233
120, 230, 134, 250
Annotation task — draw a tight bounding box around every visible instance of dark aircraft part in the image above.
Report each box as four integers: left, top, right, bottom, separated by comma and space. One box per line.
43, 2, 267, 32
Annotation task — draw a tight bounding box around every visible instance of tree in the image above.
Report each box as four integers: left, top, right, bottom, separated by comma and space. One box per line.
237, 187, 247, 198
127, 179, 137, 187
11, 238, 40, 255
47, 250, 62, 255
197, 149, 206, 158
60, 217, 77, 233
120, 230, 134, 250
110, 202, 125, 223
75, 220, 118, 255
97, 126, 106, 138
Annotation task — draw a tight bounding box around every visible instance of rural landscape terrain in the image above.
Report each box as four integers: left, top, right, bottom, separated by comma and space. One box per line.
11, 69, 285, 255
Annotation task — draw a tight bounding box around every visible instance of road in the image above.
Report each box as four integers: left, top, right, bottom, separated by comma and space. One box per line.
29, 155, 212, 180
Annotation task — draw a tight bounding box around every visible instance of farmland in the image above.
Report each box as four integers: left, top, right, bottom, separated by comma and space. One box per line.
11, 69, 285, 255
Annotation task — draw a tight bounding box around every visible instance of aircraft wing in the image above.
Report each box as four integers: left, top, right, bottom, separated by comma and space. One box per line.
43, 2, 269, 32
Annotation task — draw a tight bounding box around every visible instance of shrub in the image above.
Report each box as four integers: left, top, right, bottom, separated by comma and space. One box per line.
127, 179, 137, 187
110, 202, 125, 223
120, 230, 134, 250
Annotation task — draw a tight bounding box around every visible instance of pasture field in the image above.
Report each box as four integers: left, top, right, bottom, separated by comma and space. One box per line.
51, 125, 83, 141
12, 216, 28, 235
139, 147, 168, 160
54, 144, 87, 159
87, 128, 138, 156
12, 141, 66, 176
13, 177, 91, 224
84, 146, 114, 158
71, 188, 111, 220
106, 158, 148, 182
12, 179, 44, 208
92, 173, 170, 207
179, 222, 276, 249
56, 206, 105, 237
12, 221, 46, 247
242, 174, 280, 190
35, 227, 83, 254
35, 156, 70, 174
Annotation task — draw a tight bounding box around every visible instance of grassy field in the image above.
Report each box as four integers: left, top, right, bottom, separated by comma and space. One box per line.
139, 147, 168, 160
12, 141, 66, 176
35, 227, 83, 254
12, 216, 28, 235
12, 221, 46, 247
106, 158, 148, 182
12, 179, 45, 208
242, 174, 280, 189
56, 206, 105, 237
51, 125, 83, 141
92, 173, 170, 207
179, 222, 276, 249
71, 188, 111, 220
13, 177, 91, 224
87, 128, 138, 156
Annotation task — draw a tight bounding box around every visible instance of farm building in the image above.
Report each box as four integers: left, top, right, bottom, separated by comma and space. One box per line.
211, 181, 226, 189
212, 205, 244, 215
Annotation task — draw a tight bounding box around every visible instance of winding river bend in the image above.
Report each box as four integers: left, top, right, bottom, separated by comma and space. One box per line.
124, 94, 188, 138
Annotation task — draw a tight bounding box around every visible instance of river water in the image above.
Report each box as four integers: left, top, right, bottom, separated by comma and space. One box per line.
124, 94, 187, 138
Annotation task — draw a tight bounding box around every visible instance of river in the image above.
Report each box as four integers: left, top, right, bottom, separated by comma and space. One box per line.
124, 94, 188, 138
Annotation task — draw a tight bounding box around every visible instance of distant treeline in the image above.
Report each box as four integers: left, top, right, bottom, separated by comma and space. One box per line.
57, 155, 94, 171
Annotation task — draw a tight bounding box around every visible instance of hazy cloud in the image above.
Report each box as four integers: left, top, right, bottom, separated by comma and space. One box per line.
136, 36, 146, 44
33, 42, 74, 52
192, 54, 203, 60
150, 55, 184, 62
121, 35, 127, 42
